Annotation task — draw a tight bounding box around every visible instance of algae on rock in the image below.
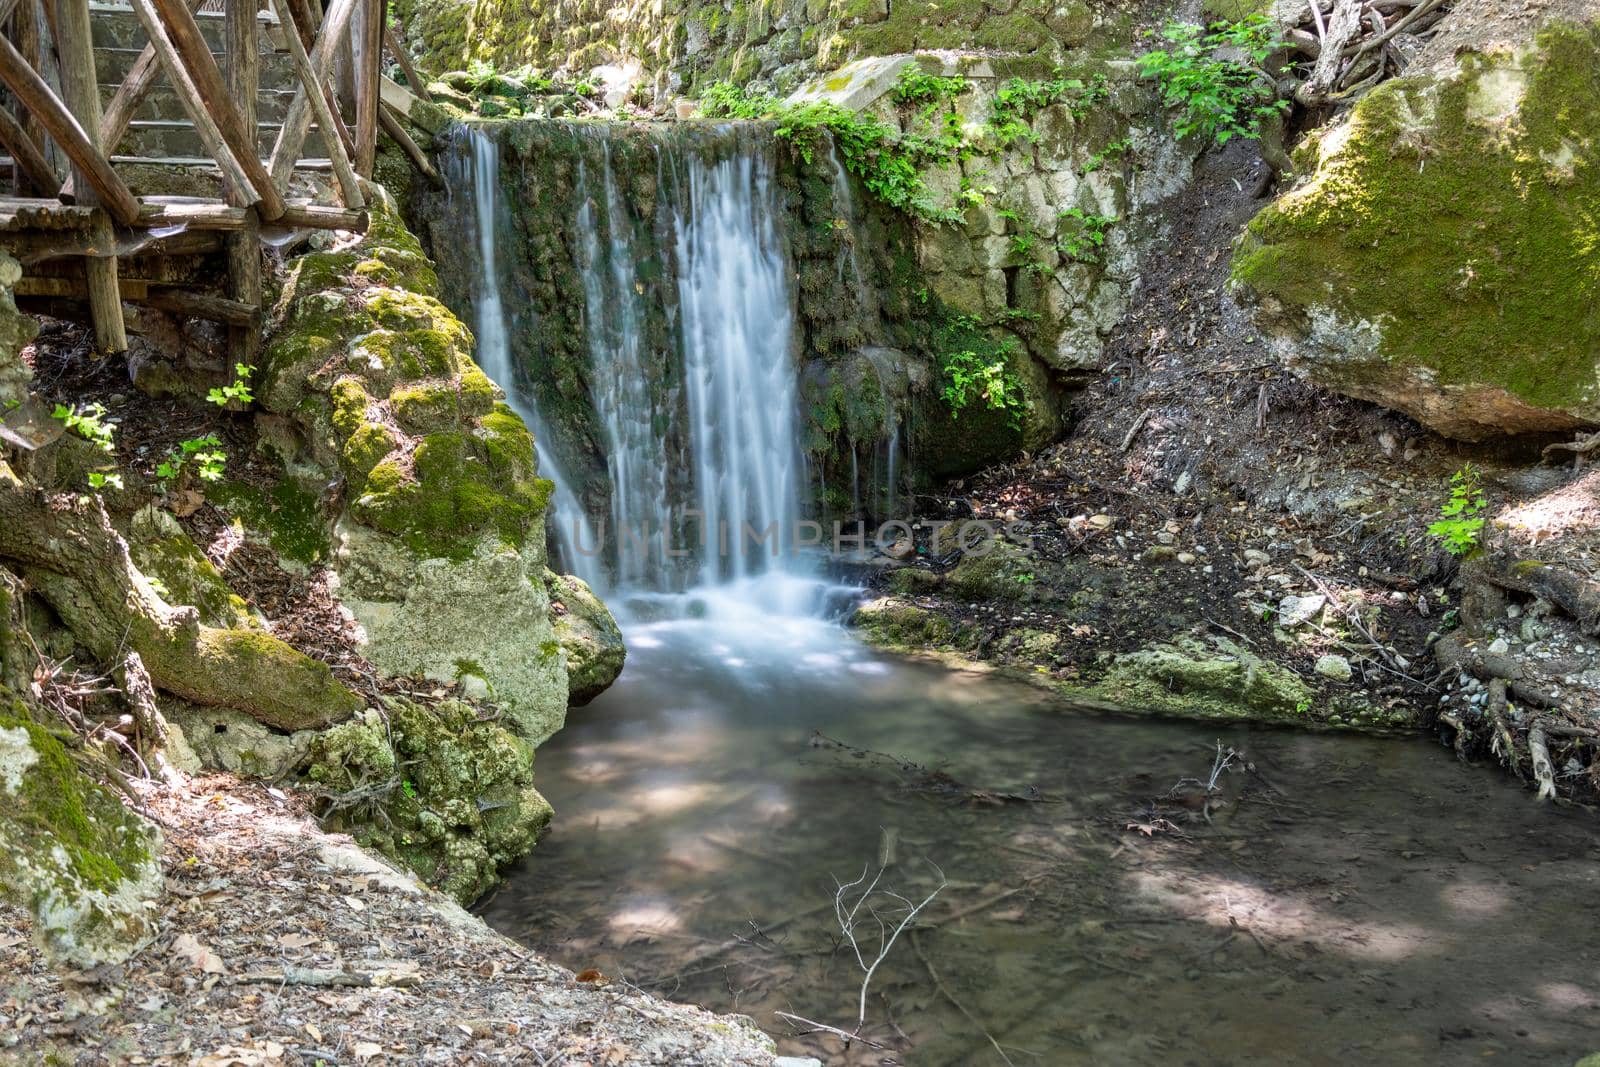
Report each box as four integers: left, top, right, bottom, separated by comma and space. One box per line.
1233, 22, 1600, 440
260, 187, 605, 744
0, 700, 164, 968
306, 700, 555, 903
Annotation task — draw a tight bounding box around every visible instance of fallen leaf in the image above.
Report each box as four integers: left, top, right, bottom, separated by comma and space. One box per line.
575, 968, 606, 983
343, 894, 366, 912
278, 932, 318, 950
171, 933, 227, 975
353, 1041, 382, 1061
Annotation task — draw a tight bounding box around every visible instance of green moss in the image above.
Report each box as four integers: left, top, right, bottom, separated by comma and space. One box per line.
1232, 24, 1600, 413
0, 705, 154, 893
131, 533, 254, 630
1092, 639, 1314, 722
208, 478, 331, 565
851, 599, 954, 648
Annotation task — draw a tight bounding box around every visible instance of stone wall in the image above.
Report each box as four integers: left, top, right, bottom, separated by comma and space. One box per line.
393, 0, 1127, 101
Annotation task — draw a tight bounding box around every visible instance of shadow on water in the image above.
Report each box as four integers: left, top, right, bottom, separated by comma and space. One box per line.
481, 596, 1600, 1065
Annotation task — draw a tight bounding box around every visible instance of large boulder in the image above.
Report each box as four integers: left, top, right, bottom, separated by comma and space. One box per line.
0, 700, 164, 968
1233, 22, 1600, 440
260, 189, 586, 743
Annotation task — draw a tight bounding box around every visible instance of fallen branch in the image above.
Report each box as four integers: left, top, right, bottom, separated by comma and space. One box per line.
911, 930, 1015, 1067
234, 967, 420, 988
1528, 723, 1556, 801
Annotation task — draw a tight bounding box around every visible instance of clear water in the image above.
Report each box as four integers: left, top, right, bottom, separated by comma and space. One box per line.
483, 592, 1600, 1066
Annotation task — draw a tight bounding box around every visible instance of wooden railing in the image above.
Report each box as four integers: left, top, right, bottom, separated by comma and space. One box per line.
0, 0, 401, 354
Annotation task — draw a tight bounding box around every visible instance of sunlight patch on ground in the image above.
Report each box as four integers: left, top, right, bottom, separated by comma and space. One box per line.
1438, 879, 1512, 919
1129, 869, 1436, 961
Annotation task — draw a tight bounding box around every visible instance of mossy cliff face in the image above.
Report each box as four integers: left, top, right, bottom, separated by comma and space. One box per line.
1233, 22, 1600, 441
545, 570, 626, 704
394, 0, 1114, 101
0, 699, 164, 968
260, 188, 579, 744
306, 700, 554, 903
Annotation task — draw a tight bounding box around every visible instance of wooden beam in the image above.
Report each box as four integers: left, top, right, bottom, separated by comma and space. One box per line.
268, 0, 359, 188
0, 103, 58, 193
0, 36, 140, 224
15, 276, 258, 326
124, 0, 258, 208
378, 102, 439, 186
353, 0, 381, 175
267, 0, 363, 207
382, 20, 431, 103
276, 201, 367, 229
11, 0, 44, 191
53, 0, 128, 353
138, 197, 251, 229
144, 0, 287, 221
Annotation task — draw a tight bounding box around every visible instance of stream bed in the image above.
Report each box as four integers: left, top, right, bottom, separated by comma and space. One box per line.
482, 587, 1600, 1065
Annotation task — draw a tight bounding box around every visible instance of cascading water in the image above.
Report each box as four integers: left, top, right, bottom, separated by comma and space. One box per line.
668, 143, 804, 587
454, 127, 604, 588
574, 143, 677, 591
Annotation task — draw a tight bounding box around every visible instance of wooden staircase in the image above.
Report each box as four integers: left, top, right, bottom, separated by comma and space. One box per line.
0, 0, 394, 356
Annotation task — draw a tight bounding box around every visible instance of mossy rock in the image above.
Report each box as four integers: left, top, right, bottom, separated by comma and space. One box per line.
1233, 23, 1600, 440
851, 597, 955, 648
127, 506, 258, 630
944, 538, 1034, 601
0, 699, 163, 968
305, 699, 554, 903
544, 569, 626, 705
1092, 637, 1315, 723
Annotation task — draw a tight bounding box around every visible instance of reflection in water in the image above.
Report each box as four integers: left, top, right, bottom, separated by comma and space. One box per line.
484, 585, 1600, 1065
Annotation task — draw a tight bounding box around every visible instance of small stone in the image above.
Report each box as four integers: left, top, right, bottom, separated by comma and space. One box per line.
1277, 593, 1327, 627
1176, 552, 1197, 565
1156, 531, 1177, 545
1141, 545, 1177, 563
1488, 637, 1510, 654
1087, 513, 1115, 531
1243, 549, 1271, 565
885, 537, 915, 561
1315, 654, 1353, 681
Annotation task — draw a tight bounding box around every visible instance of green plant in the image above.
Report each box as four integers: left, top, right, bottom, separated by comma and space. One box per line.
53, 402, 123, 490
207, 363, 255, 407
1427, 464, 1489, 557
1136, 17, 1288, 145
157, 434, 226, 488
1057, 208, 1118, 262
891, 67, 969, 119
1082, 136, 1133, 174
939, 341, 1025, 428
987, 72, 1108, 147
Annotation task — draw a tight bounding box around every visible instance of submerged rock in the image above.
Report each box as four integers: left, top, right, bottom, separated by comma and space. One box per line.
0, 701, 163, 968
544, 570, 625, 706
1234, 23, 1600, 440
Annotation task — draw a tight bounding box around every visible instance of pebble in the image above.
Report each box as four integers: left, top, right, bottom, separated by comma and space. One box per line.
1243, 549, 1271, 565
1087, 513, 1115, 530
1156, 531, 1177, 545
1278, 593, 1327, 627
1176, 552, 1197, 565
1141, 545, 1177, 563
1488, 637, 1510, 654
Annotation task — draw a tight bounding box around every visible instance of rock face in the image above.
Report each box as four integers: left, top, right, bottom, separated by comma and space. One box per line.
1233, 22, 1600, 441
545, 570, 625, 705
0, 701, 164, 968
306, 700, 555, 903
260, 188, 618, 743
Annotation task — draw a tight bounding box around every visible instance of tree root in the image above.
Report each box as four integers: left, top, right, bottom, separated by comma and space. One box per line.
0, 464, 363, 732
1482, 556, 1600, 636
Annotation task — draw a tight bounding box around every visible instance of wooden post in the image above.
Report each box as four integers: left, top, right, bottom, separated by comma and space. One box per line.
267, 0, 359, 187
352, 0, 380, 175
51, 0, 127, 353
267, 0, 363, 207
11, 0, 44, 191
146, 0, 287, 220
224, 0, 261, 363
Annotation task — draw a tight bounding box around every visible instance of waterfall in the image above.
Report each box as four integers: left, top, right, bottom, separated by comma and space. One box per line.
574, 143, 676, 591
666, 136, 802, 586
457, 127, 604, 588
